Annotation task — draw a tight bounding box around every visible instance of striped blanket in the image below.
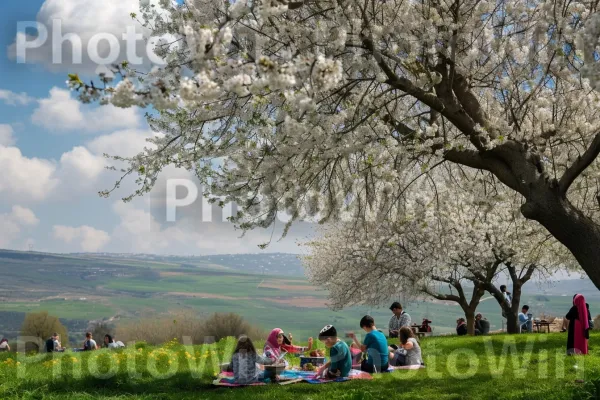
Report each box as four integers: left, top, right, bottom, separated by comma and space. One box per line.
212, 369, 372, 387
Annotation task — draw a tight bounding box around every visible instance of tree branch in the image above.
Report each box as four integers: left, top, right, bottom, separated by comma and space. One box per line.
558, 132, 600, 194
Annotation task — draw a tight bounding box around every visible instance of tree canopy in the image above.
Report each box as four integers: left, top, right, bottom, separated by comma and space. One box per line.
73, 0, 600, 288
302, 167, 576, 331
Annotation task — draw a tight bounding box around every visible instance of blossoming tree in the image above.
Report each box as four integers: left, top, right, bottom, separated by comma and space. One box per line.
303, 172, 576, 334
72, 0, 600, 288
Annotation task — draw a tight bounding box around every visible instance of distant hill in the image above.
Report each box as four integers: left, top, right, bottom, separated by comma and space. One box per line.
69, 251, 306, 277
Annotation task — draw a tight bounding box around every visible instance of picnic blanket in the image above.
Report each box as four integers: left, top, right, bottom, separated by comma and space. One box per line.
386, 364, 426, 371
212, 369, 372, 387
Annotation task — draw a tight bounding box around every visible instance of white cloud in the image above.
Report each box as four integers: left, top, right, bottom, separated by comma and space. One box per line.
32, 87, 141, 133
0, 145, 58, 201
0, 125, 15, 146
0, 89, 35, 106
0, 206, 39, 248
109, 199, 309, 255
0, 127, 157, 202
59, 146, 105, 181
111, 201, 170, 253
87, 129, 156, 158
7, 0, 164, 75
11, 205, 40, 226
52, 225, 110, 252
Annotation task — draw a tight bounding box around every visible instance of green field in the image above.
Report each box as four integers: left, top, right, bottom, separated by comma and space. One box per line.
0, 333, 598, 399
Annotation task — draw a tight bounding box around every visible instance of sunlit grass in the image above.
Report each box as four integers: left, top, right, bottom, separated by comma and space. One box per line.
0, 332, 598, 399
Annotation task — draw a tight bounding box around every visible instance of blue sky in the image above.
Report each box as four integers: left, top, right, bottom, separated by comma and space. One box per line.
0, 0, 311, 255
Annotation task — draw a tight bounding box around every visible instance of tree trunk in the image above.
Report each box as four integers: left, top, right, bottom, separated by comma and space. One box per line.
446, 140, 600, 290
486, 272, 528, 334
465, 309, 476, 336
505, 311, 519, 334
521, 188, 600, 290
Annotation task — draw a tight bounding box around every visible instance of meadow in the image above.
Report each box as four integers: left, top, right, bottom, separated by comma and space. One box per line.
0, 332, 598, 400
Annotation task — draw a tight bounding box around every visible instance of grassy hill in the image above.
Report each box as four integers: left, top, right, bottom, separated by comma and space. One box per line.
0, 332, 598, 399
0, 249, 599, 342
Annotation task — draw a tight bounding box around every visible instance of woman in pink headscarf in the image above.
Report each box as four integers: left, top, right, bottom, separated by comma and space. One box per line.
566, 294, 590, 355
263, 328, 313, 364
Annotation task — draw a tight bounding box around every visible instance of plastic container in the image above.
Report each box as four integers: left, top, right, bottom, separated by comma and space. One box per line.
264, 364, 286, 375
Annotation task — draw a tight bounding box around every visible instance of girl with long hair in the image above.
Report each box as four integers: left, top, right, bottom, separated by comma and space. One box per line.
232, 335, 276, 384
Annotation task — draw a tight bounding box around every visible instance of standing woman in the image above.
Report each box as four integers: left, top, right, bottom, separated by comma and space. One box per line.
566, 294, 590, 355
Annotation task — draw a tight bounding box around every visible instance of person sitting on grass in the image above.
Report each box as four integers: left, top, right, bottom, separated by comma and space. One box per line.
474, 313, 490, 335
388, 302, 411, 338
389, 327, 423, 366
0, 338, 9, 352
263, 328, 313, 366
103, 334, 125, 349
232, 335, 279, 384
46, 333, 64, 353
103, 334, 114, 348
349, 343, 363, 366
348, 315, 389, 373
315, 325, 352, 379
518, 305, 532, 333
456, 318, 468, 336
82, 332, 98, 351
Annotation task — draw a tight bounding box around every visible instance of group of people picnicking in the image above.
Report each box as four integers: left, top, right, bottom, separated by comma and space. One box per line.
42, 332, 125, 353
230, 310, 424, 384
455, 290, 594, 356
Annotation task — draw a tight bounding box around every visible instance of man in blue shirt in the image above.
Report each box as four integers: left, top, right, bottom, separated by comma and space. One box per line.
349, 315, 389, 373
518, 305, 532, 332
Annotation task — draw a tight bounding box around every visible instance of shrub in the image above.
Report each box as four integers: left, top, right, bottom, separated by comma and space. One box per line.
20, 311, 68, 352
200, 313, 266, 342
116, 311, 266, 345
116, 311, 205, 345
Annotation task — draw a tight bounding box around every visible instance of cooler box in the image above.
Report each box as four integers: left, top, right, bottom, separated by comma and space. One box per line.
299, 356, 325, 367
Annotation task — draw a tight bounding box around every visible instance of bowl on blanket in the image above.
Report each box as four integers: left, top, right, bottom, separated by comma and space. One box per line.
300, 356, 325, 367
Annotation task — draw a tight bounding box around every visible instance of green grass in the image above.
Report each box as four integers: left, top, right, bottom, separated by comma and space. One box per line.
1, 333, 599, 400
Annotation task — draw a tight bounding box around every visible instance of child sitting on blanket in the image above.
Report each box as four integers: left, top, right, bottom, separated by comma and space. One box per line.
389, 327, 423, 366
348, 315, 389, 373
315, 325, 352, 379
232, 335, 281, 384
349, 343, 363, 365
263, 328, 313, 366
